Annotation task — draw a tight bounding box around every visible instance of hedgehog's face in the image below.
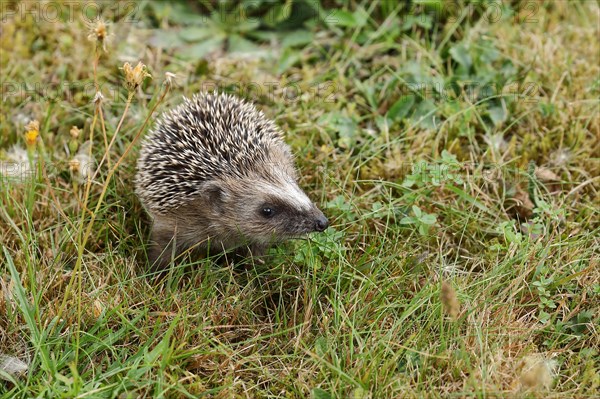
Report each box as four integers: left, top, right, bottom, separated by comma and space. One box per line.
205, 176, 329, 245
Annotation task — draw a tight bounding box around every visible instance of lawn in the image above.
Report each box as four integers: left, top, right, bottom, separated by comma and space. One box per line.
0, 1, 598, 398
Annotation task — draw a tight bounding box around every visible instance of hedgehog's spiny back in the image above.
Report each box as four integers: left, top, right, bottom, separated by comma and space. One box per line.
135, 92, 287, 214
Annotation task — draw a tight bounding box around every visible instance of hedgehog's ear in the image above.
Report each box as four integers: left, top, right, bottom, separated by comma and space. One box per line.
203, 182, 228, 213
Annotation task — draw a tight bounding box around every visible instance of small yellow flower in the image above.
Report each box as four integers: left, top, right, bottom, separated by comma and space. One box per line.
24, 120, 39, 146
70, 126, 80, 139
121, 61, 152, 92
25, 130, 38, 146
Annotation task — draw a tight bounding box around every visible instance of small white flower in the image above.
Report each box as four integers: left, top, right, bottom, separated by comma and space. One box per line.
70, 141, 95, 183
0, 145, 34, 182
164, 72, 177, 87
92, 91, 104, 105
0, 354, 28, 380
483, 133, 507, 153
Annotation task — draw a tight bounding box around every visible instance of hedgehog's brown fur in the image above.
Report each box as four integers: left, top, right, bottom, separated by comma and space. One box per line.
135, 92, 328, 270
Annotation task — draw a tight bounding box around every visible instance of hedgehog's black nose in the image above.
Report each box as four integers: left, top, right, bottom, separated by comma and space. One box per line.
315, 216, 329, 232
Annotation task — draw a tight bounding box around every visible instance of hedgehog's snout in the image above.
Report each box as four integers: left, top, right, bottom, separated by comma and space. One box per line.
314, 214, 329, 232
309, 206, 328, 232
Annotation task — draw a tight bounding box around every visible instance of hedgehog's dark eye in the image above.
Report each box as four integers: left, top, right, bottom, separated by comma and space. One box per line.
261, 207, 275, 218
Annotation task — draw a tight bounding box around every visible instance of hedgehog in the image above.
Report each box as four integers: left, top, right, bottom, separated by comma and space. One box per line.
135, 92, 329, 270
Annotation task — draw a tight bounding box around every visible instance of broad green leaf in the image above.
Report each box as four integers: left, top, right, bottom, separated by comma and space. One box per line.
277, 47, 301, 74
330, 10, 357, 27
270, 2, 293, 24
235, 18, 261, 33
312, 388, 333, 399
333, 116, 358, 149
487, 105, 507, 126
420, 213, 437, 225
352, 387, 369, 399
353, 7, 369, 27
315, 336, 328, 356
387, 95, 415, 121
414, 0, 444, 10
150, 29, 185, 49
281, 30, 314, 48
412, 205, 422, 217
182, 37, 224, 59
412, 100, 438, 130
228, 34, 261, 54
449, 43, 472, 70
402, 15, 432, 31
179, 26, 216, 42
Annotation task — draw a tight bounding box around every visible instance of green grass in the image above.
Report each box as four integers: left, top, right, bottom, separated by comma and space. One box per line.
1, 0, 598, 398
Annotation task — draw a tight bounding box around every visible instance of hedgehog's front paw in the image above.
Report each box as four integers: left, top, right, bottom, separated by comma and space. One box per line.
147, 225, 178, 272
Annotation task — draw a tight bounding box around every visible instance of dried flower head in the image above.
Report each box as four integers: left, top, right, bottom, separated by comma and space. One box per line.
441, 281, 460, 319
24, 120, 39, 146
88, 18, 109, 51
549, 148, 573, 167
68, 158, 81, 175
121, 61, 152, 92
518, 354, 557, 391
164, 72, 177, 88
92, 91, 104, 105
70, 141, 94, 183
25, 120, 39, 132
92, 299, 103, 318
